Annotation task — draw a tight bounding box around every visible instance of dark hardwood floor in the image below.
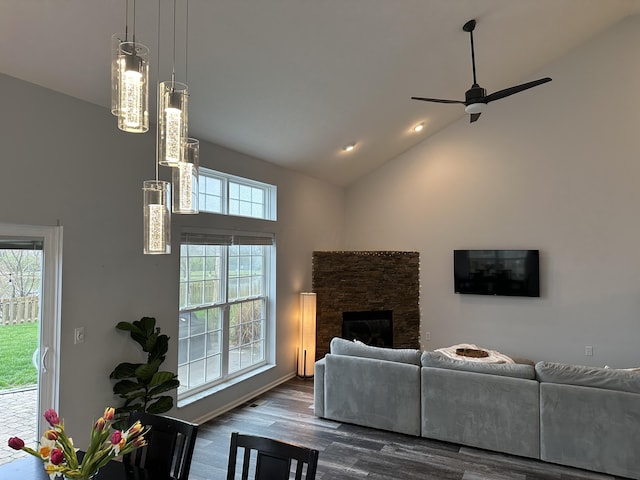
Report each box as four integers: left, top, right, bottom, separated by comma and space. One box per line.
190, 377, 622, 480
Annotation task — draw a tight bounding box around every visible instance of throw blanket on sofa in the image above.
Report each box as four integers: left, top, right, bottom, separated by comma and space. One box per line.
435, 343, 515, 364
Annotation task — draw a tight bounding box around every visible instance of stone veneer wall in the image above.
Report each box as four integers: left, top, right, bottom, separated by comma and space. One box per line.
312, 251, 420, 360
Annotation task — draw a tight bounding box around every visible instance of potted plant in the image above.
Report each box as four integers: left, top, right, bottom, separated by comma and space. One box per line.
110, 317, 180, 428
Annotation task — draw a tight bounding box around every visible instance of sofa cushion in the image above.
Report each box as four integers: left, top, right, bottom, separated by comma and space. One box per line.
421, 351, 536, 379
535, 361, 640, 394
329, 337, 421, 366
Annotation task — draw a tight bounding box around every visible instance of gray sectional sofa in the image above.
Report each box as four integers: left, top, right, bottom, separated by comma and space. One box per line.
314, 337, 640, 479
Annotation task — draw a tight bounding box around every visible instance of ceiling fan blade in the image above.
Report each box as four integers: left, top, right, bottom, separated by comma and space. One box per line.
411, 96, 465, 105
470, 112, 481, 123
484, 77, 552, 104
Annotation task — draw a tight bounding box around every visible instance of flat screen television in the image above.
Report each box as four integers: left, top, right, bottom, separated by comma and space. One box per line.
454, 250, 540, 297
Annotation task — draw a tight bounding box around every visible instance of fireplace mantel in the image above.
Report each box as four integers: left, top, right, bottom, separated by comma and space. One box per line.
312, 251, 420, 360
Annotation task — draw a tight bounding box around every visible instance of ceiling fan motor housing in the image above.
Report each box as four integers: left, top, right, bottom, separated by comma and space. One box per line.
465, 85, 486, 105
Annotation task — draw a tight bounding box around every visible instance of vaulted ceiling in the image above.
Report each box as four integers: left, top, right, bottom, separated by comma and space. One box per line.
1, 0, 638, 186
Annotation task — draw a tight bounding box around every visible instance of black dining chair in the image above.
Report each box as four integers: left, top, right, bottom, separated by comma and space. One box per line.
226, 431, 319, 480
124, 411, 198, 480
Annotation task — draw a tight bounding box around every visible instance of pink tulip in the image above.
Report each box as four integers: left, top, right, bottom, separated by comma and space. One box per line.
44, 429, 59, 441
110, 430, 122, 445
103, 407, 115, 421
7, 437, 24, 450
50, 448, 64, 465
44, 409, 60, 427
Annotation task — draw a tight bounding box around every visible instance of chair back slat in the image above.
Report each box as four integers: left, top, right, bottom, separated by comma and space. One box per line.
124, 411, 198, 480
226, 432, 319, 480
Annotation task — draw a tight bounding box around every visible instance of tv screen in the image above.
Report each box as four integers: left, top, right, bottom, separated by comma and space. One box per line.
454, 250, 540, 297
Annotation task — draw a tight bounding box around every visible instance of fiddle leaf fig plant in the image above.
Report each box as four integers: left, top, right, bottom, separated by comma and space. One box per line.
110, 317, 180, 427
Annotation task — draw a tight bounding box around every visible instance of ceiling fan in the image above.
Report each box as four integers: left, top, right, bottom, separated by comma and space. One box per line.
411, 19, 552, 123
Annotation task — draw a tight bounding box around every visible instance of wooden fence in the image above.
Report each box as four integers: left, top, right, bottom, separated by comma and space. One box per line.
0, 296, 39, 325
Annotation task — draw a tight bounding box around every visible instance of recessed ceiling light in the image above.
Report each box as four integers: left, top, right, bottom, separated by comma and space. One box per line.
343, 143, 356, 152
413, 122, 425, 133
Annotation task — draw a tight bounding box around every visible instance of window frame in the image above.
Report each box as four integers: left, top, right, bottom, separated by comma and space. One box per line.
177, 230, 275, 402
198, 167, 277, 221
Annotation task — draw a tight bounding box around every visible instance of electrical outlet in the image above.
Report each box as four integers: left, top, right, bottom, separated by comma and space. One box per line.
424, 332, 431, 341
585, 345, 593, 356
74, 327, 85, 344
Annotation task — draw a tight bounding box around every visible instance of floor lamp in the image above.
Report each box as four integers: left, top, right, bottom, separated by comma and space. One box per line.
298, 292, 316, 379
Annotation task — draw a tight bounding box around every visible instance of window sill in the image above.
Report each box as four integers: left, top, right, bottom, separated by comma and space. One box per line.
177, 364, 276, 408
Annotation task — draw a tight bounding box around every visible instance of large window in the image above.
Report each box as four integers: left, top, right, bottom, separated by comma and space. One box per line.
178, 169, 276, 401
178, 232, 274, 398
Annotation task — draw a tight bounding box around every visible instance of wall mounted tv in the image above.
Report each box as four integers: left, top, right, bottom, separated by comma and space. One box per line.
454, 250, 540, 297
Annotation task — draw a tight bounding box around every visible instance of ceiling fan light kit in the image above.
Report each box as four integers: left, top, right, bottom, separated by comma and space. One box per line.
411, 18, 551, 123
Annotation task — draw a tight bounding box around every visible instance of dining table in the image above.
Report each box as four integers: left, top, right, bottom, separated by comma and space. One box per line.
0, 454, 173, 479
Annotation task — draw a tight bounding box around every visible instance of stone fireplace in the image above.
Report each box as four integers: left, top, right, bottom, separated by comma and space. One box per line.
312, 251, 420, 360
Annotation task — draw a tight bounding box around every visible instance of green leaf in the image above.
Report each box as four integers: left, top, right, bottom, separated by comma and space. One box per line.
110, 362, 143, 379
135, 358, 162, 381
113, 379, 144, 395
150, 334, 169, 360
146, 396, 174, 414
149, 370, 178, 387
148, 379, 180, 397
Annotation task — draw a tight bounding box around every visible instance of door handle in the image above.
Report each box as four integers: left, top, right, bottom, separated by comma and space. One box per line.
41, 346, 49, 374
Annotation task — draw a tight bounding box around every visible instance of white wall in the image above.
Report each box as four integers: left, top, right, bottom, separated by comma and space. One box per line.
344, 15, 640, 367
0, 72, 344, 443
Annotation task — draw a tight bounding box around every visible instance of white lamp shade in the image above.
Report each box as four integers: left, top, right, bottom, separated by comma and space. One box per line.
298, 292, 317, 378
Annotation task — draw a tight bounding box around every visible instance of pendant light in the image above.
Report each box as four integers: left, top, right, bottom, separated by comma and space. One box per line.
111, 0, 149, 133
158, 0, 188, 166
172, 138, 199, 214
171, 0, 199, 214
143, 180, 171, 254
142, 0, 170, 256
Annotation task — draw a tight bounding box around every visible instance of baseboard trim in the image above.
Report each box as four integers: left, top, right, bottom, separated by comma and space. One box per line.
191, 371, 297, 425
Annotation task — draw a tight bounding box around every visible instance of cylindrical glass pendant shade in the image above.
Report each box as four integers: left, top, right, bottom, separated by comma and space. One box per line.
172, 138, 199, 214
117, 41, 149, 133
111, 33, 125, 116
158, 81, 188, 166
143, 180, 171, 254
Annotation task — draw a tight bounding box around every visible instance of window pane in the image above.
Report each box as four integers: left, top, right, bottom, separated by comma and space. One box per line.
191, 311, 206, 335
178, 365, 189, 393
178, 338, 188, 364
188, 359, 205, 388
206, 355, 221, 382
179, 315, 189, 339
189, 335, 205, 361
229, 199, 239, 215
207, 307, 221, 331
206, 331, 221, 355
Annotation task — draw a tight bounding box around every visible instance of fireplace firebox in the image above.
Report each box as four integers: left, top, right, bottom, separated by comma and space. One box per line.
342, 310, 393, 348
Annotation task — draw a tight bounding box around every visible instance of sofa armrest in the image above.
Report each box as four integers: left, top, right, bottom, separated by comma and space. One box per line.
540, 382, 640, 478
313, 358, 326, 417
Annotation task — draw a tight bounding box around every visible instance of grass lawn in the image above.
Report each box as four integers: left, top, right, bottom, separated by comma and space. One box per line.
0, 322, 38, 389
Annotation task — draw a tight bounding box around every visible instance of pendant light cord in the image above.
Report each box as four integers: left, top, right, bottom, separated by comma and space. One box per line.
124, 0, 129, 41
185, 0, 189, 86
132, 0, 137, 45
155, 0, 161, 180
171, 0, 177, 86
